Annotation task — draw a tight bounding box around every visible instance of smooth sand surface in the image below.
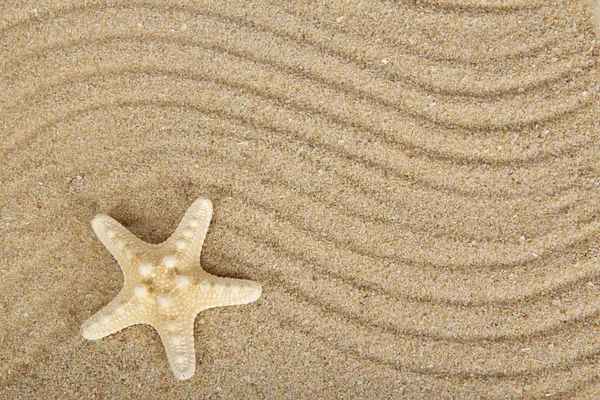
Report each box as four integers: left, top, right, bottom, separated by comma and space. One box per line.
2, 0, 600, 398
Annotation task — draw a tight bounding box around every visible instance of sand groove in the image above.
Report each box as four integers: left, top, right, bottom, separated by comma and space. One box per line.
1, 0, 600, 398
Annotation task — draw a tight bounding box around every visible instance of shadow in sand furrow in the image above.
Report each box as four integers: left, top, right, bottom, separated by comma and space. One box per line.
0, 3, 591, 100
2, 24, 594, 134
5, 67, 597, 201
9, 124, 598, 307
277, 3, 577, 66
4, 93, 599, 268
200, 248, 600, 381
8, 92, 599, 242
212, 223, 600, 342
0, 1, 558, 66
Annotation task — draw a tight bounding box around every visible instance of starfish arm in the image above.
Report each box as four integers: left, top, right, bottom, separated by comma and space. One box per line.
91, 214, 151, 276
162, 197, 213, 267
155, 315, 196, 380
81, 290, 143, 340
191, 274, 262, 312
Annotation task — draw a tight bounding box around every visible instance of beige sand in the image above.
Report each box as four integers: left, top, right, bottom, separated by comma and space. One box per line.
1, 0, 600, 398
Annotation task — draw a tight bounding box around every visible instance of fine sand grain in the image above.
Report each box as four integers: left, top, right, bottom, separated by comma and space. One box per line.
2, 0, 600, 398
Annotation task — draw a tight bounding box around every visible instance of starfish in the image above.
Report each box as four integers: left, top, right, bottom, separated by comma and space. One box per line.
81, 197, 262, 380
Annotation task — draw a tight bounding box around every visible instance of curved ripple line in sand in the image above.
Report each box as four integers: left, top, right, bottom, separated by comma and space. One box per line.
10, 172, 599, 381
8, 100, 600, 310
0, 0, 552, 67
6, 92, 600, 270
6, 88, 599, 248
7, 75, 596, 216
2, 7, 596, 170
5, 120, 600, 346
8, 124, 600, 318
3, 34, 597, 168
273, 1, 577, 66
6, 96, 600, 273
208, 249, 600, 381
1, 2, 594, 116
3, 20, 595, 137
406, 0, 542, 14
0, 3, 590, 101
5, 64, 598, 205
216, 223, 600, 343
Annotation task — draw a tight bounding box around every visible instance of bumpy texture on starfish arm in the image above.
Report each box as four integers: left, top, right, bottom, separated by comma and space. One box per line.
81, 197, 262, 380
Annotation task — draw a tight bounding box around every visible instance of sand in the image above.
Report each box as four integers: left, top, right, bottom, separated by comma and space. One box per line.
1, 0, 600, 398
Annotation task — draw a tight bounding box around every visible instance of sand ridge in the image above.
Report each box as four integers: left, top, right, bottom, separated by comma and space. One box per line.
1, 0, 600, 398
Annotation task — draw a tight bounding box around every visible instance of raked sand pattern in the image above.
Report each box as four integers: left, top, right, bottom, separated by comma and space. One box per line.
2, 0, 600, 398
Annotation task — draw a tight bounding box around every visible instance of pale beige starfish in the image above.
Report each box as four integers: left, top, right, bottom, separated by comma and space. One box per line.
81, 197, 262, 380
